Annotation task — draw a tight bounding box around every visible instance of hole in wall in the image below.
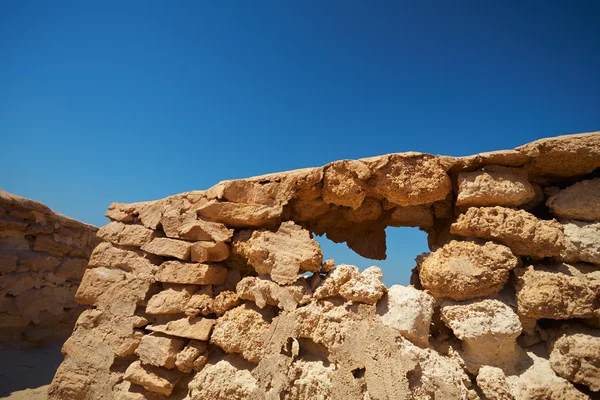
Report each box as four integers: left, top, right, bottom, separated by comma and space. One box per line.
314, 227, 429, 286
352, 367, 366, 379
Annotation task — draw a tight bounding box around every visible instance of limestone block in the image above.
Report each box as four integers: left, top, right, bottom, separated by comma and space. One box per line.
560, 220, 600, 264
123, 361, 181, 396
147, 317, 216, 341
146, 285, 196, 314
212, 290, 241, 316
387, 204, 434, 228
135, 333, 186, 369
187, 355, 259, 400
322, 160, 371, 209
456, 166, 535, 207
377, 285, 435, 347
418, 240, 519, 300
0, 253, 18, 273
18, 254, 61, 272
97, 221, 155, 247
190, 241, 229, 262
175, 340, 208, 373
141, 237, 192, 260
155, 260, 227, 285
547, 178, 600, 221
236, 276, 311, 311
196, 200, 283, 228
450, 206, 564, 258
232, 221, 322, 285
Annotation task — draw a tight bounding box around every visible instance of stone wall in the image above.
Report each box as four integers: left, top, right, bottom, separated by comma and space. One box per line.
0, 190, 99, 349
49, 132, 600, 399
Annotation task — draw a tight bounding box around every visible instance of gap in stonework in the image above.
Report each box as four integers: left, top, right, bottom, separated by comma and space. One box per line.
314, 227, 429, 287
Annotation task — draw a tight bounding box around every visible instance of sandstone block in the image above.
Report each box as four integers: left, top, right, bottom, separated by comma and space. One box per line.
440, 299, 524, 373
196, 200, 283, 228
548, 325, 600, 391
0, 253, 18, 273
123, 360, 180, 396
155, 260, 227, 285
210, 303, 271, 363
33, 234, 72, 256
322, 160, 370, 209
418, 240, 519, 300
450, 206, 564, 258
135, 333, 186, 369
141, 237, 192, 260
212, 290, 241, 316
190, 241, 229, 262
456, 166, 535, 207
88, 242, 157, 276
547, 178, 600, 221
232, 221, 322, 285
338, 266, 387, 304
376, 285, 434, 347
184, 287, 214, 317
97, 221, 155, 247
17, 254, 61, 272
560, 220, 600, 264
55, 257, 88, 281
187, 355, 259, 400
387, 204, 434, 228
514, 265, 596, 320
146, 285, 196, 314
476, 366, 514, 400
175, 340, 208, 373
147, 317, 216, 341
342, 197, 383, 222
236, 276, 311, 311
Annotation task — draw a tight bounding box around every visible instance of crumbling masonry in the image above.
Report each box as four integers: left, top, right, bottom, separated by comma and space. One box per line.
49, 132, 600, 399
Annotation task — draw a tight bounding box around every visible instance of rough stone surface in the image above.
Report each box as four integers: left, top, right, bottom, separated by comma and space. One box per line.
141, 237, 192, 260
560, 219, 600, 264
456, 165, 536, 207
190, 241, 229, 262
147, 317, 216, 341
236, 276, 311, 311
155, 260, 227, 285
450, 206, 564, 258
418, 240, 520, 300
232, 221, 322, 285
547, 178, 600, 221
123, 360, 180, 396
377, 285, 434, 347
135, 332, 186, 369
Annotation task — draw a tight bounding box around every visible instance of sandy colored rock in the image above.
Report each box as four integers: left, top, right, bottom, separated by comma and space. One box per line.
211, 303, 271, 363
97, 221, 155, 247
338, 266, 387, 304
212, 290, 241, 316
18, 254, 61, 272
147, 317, 216, 341
377, 285, 434, 347
368, 153, 451, 206
418, 240, 520, 300
88, 241, 157, 276
440, 298, 524, 373
175, 340, 208, 373
342, 197, 383, 222
186, 355, 259, 400
160, 206, 235, 242
196, 200, 283, 228
141, 237, 192, 260
560, 219, 600, 264
190, 241, 229, 262
514, 265, 596, 320
280, 359, 336, 400
184, 286, 214, 317
321, 160, 370, 209
155, 260, 227, 285
232, 221, 322, 285
146, 285, 196, 314
547, 325, 600, 391
547, 178, 600, 221
516, 131, 600, 177
476, 366, 514, 400
387, 204, 434, 228
32, 235, 72, 256
236, 276, 311, 311
456, 166, 535, 207
450, 206, 564, 258
123, 360, 180, 396
0, 253, 18, 273
135, 332, 186, 369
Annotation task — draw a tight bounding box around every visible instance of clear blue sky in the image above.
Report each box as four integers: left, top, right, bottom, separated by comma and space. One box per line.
1, 1, 599, 285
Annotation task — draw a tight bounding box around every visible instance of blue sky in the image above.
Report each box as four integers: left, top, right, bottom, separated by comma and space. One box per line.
1, 1, 599, 285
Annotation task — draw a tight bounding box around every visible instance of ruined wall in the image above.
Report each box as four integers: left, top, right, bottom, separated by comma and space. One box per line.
49, 132, 600, 399
0, 190, 99, 349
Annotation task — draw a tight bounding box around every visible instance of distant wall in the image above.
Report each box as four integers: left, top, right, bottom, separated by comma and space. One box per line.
0, 190, 99, 349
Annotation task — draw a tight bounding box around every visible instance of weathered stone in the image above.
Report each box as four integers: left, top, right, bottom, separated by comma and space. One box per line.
147, 317, 216, 341
184, 286, 214, 317
367, 153, 451, 206
377, 285, 435, 347
514, 265, 596, 320
55, 257, 89, 280
387, 204, 434, 228
342, 197, 383, 222
211, 303, 271, 363
18, 254, 61, 272
123, 360, 181, 396
236, 276, 311, 311
560, 220, 600, 264
190, 241, 229, 262
418, 240, 520, 300
212, 290, 241, 316
547, 178, 600, 221
175, 340, 208, 373
338, 266, 387, 304
476, 366, 514, 400
321, 160, 370, 209
450, 206, 564, 258
187, 355, 259, 400
155, 260, 227, 285
196, 200, 283, 228
135, 333, 186, 369
141, 237, 192, 260
88, 242, 157, 276
232, 221, 322, 285
33, 235, 72, 256
97, 221, 155, 247
456, 166, 535, 207
146, 285, 196, 314
0, 253, 18, 273
440, 299, 524, 374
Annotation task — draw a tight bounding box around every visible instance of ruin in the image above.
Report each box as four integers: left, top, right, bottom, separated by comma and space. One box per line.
45, 131, 599, 399
0, 190, 99, 349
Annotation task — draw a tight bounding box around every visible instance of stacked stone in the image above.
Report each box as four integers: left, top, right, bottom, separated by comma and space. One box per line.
0, 190, 99, 348
49, 131, 600, 399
